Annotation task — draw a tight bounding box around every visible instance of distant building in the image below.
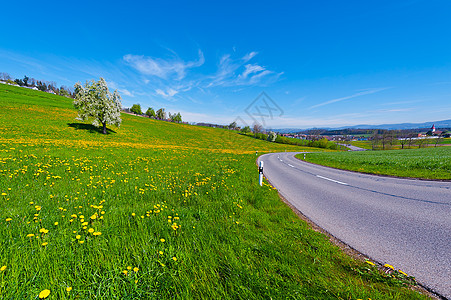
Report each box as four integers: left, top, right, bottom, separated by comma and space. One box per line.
431, 124, 436, 133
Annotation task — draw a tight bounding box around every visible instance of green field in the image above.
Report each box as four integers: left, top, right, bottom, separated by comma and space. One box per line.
297, 147, 451, 180
0, 84, 427, 299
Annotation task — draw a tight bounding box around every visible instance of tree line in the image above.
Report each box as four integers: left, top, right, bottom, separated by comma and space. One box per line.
370, 129, 448, 150
0, 72, 74, 98
129, 104, 183, 123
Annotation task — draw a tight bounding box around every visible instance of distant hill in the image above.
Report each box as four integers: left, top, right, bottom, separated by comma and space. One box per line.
276, 119, 451, 133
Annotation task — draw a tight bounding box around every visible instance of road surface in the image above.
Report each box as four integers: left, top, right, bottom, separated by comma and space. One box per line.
258, 152, 451, 299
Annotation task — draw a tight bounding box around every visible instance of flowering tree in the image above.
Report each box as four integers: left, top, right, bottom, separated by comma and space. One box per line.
73, 78, 122, 134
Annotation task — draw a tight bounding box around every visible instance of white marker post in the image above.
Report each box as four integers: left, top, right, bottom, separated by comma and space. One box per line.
304, 153, 306, 160
259, 161, 264, 186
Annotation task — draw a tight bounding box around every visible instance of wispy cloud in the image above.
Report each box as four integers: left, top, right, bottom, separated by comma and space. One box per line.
123, 50, 204, 80
207, 52, 282, 88
155, 88, 179, 98
309, 87, 389, 109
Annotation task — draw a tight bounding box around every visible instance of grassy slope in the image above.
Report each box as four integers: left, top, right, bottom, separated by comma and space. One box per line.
297, 147, 451, 180
0, 84, 427, 299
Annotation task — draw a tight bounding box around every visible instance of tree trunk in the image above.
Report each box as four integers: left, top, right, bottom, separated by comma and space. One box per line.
102, 121, 107, 134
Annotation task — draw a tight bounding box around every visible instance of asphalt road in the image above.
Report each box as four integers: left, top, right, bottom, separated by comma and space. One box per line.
258, 152, 451, 299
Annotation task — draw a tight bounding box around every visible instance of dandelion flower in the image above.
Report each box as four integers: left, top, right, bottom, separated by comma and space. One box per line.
384, 264, 394, 270
131, 213, 136, 217
54, 222, 58, 226
26, 234, 35, 238
172, 257, 177, 261
76, 235, 81, 239
5, 218, 12, 222
122, 270, 128, 275
127, 266, 132, 270
93, 232, 101, 236
66, 287, 72, 292
88, 228, 94, 233
90, 214, 97, 220
0, 265, 6, 271
133, 267, 139, 272
159, 251, 163, 255
39, 289, 51, 298
41, 242, 48, 246
78, 240, 85, 244
160, 238, 165, 243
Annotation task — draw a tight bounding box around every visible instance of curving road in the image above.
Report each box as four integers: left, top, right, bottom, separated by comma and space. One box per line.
258, 152, 451, 299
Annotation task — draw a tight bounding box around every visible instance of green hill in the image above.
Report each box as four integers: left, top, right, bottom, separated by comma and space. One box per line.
0, 84, 427, 299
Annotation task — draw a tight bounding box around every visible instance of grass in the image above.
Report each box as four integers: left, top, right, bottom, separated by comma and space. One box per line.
0, 84, 429, 299
297, 147, 451, 180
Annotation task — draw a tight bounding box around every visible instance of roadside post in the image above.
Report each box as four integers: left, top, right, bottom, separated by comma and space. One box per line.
258, 161, 264, 186
304, 153, 306, 160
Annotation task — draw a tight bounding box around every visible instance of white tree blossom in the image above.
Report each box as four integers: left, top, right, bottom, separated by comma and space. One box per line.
73, 78, 122, 134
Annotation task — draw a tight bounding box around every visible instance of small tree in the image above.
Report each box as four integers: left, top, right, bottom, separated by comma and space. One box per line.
172, 112, 182, 123
130, 104, 143, 115
146, 107, 156, 118
228, 121, 237, 130
156, 108, 166, 120
241, 126, 251, 134
267, 131, 277, 142
73, 77, 122, 134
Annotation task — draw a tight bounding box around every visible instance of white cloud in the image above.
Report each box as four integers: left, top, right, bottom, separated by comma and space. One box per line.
242, 51, 258, 62
241, 64, 265, 78
123, 50, 204, 80
156, 88, 179, 98
207, 52, 281, 87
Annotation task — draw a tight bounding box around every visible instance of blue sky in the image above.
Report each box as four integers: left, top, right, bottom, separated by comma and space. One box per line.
1, 0, 450, 128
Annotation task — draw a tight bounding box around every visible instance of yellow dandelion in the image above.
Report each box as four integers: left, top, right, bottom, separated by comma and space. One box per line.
159, 262, 165, 267
78, 240, 85, 244
54, 222, 58, 226
133, 267, 139, 272
66, 287, 72, 292
172, 257, 177, 261
88, 228, 94, 233
76, 235, 81, 239
127, 266, 132, 270
26, 233, 35, 238
39, 289, 50, 298
122, 270, 128, 275
5, 218, 12, 222
160, 238, 165, 243
41, 242, 48, 246
93, 232, 101, 236
90, 214, 97, 220
159, 251, 163, 255
384, 264, 394, 270
0, 265, 6, 271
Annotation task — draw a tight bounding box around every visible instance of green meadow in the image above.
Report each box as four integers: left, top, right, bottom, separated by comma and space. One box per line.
0, 84, 428, 299
297, 147, 451, 180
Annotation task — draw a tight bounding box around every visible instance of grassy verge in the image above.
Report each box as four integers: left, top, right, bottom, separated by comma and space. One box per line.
0, 84, 429, 299
297, 147, 451, 180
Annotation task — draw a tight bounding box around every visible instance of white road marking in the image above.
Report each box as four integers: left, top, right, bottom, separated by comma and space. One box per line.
288, 164, 295, 168
316, 175, 348, 185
